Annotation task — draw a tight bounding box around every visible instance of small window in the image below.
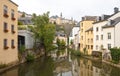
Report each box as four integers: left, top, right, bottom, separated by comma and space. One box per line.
91, 45, 93, 49
4, 39, 8, 49
108, 33, 111, 39
11, 39, 15, 48
108, 44, 111, 49
101, 35, 103, 40
81, 36, 83, 40
11, 9, 14, 18
3, 5, 8, 14
11, 25, 15, 33
88, 39, 89, 43
96, 35, 99, 40
4, 22, 8, 32
91, 39, 93, 43
96, 27, 99, 32
96, 45, 98, 50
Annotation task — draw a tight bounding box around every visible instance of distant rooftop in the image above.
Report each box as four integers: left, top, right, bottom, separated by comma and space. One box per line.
18, 17, 33, 25
82, 16, 98, 21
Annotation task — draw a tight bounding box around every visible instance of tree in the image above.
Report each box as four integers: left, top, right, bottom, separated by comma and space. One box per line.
29, 12, 55, 56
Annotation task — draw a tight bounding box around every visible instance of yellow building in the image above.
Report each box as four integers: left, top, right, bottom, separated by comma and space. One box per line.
0, 0, 18, 64
85, 27, 93, 55
80, 16, 97, 55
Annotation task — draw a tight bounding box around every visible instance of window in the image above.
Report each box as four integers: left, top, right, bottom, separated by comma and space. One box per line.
4, 22, 8, 32
108, 33, 111, 39
96, 45, 98, 50
81, 23, 83, 27
11, 9, 16, 20
3, 5, 8, 14
91, 45, 93, 49
81, 36, 83, 40
3, 5, 9, 18
96, 27, 99, 32
96, 35, 99, 40
11, 40, 15, 48
108, 44, 111, 49
11, 25, 15, 33
88, 39, 89, 43
91, 39, 93, 43
101, 35, 103, 40
4, 39, 8, 49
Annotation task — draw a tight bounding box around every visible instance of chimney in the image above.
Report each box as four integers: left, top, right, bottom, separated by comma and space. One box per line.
114, 7, 119, 14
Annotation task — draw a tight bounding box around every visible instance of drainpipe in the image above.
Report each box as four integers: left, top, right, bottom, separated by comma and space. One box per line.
114, 26, 115, 47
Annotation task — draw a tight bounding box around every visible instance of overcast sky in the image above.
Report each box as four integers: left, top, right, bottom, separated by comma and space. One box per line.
12, 0, 120, 21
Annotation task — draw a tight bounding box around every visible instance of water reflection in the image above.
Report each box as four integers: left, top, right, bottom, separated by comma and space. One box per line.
1, 49, 120, 76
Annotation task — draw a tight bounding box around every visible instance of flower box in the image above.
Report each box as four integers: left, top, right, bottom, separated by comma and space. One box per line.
12, 31, 15, 34
11, 17, 16, 21
4, 46, 9, 49
4, 29, 8, 33
3, 14, 9, 18
12, 46, 15, 49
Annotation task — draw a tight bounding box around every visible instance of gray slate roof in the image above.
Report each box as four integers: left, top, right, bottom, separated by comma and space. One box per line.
18, 17, 33, 25
102, 17, 120, 28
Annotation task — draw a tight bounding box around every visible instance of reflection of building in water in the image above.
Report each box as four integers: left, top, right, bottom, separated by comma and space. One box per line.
54, 59, 72, 76
51, 48, 68, 60
92, 61, 102, 76
79, 58, 93, 76
72, 59, 80, 76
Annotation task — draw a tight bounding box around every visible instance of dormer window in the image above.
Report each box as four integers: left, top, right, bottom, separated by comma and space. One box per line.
108, 19, 112, 26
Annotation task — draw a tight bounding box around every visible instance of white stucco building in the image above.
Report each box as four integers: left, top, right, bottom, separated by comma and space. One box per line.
93, 7, 120, 53
93, 20, 108, 51
74, 30, 80, 50
18, 25, 34, 49
69, 22, 80, 45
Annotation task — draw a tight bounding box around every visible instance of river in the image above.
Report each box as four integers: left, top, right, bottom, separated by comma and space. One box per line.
0, 49, 120, 76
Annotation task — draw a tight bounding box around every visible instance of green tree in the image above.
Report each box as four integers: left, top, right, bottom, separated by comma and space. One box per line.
29, 12, 55, 56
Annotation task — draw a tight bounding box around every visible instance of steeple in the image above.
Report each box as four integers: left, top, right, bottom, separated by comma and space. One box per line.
60, 12, 62, 18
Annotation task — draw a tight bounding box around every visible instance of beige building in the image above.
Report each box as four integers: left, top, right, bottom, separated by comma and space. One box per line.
80, 16, 97, 55
85, 27, 93, 55
0, 0, 18, 64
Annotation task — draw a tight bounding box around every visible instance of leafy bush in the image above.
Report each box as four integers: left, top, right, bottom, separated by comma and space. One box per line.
0, 64, 6, 69
56, 38, 66, 48
19, 45, 26, 54
73, 50, 81, 56
26, 53, 35, 62
110, 48, 120, 63
69, 48, 81, 56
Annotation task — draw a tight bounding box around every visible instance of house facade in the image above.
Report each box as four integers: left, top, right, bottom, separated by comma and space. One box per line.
69, 22, 80, 46
74, 30, 80, 50
85, 27, 93, 55
93, 8, 120, 53
0, 0, 18, 64
80, 16, 97, 54
93, 21, 108, 52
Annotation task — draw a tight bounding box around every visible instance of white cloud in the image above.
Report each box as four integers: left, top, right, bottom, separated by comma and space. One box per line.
12, 0, 120, 21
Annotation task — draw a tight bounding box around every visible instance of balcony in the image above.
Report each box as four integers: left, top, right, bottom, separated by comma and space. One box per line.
3, 13, 9, 18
